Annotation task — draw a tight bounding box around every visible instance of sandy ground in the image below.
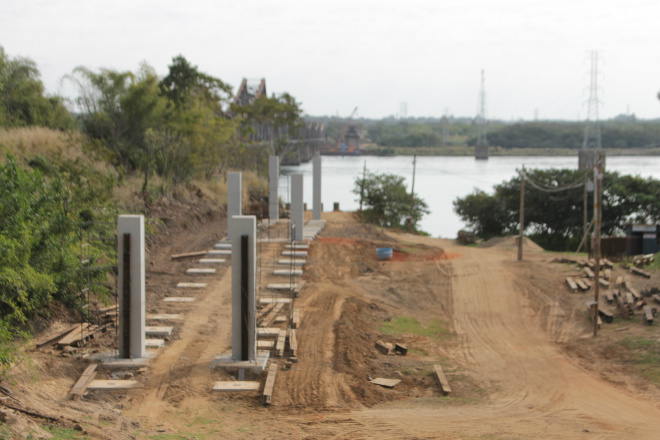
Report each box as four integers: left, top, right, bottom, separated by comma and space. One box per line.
4, 210, 660, 439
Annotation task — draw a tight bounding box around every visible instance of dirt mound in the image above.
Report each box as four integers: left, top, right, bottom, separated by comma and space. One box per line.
478, 235, 544, 252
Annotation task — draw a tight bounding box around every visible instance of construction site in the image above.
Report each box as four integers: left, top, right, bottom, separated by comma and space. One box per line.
3, 157, 660, 440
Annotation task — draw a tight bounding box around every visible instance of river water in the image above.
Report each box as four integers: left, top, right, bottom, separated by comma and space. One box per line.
279, 155, 660, 238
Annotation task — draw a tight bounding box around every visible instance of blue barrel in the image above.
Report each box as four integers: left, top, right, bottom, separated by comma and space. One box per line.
376, 247, 393, 261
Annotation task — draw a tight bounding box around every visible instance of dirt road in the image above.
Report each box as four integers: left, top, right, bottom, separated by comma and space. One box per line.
347, 236, 660, 439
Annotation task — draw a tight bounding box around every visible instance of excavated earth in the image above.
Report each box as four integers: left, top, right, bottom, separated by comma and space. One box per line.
3, 206, 660, 439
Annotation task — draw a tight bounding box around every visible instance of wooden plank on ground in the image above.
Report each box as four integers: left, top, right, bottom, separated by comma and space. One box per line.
584, 267, 595, 278
147, 314, 182, 321
213, 381, 260, 392
598, 308, 614, 324
575, 279, 589, 291
433, 365, 452, 395
262, 303, 285, 328
615, 276, 623, 288
263, 363, 278, 405
369, 378, 401, 388
176, 282, 207, 289
257, 327, 280, 338
289, 329, 298, 357
604, 268, 612, 280
643, 306, 654, 325
87, 380, 139, 390
566, 277, 578, 291
605, 291, 614, 303
653, 294, 660, 304
57, 324, 93, 347
257, 340, 275, 349
69, 364, 97, 400
599, 278, 610, 289
35, 324, 79, 349
275, 329, 287, 357
291, 308, 301, 329
171, 251, 207, 260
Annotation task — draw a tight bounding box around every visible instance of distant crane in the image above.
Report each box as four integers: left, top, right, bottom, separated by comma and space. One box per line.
327, 107, 358, 155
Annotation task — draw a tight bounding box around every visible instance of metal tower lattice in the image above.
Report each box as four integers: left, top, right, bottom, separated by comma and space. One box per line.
583, 51, 602, 150
475, 70, 488, 159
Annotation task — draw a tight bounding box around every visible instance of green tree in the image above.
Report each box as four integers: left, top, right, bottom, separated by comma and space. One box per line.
454, 169, 660, 250
353, 171, 429, 229
0, 46, 73, 129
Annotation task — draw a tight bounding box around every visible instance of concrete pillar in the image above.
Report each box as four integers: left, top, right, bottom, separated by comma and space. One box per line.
231, 216, 257, 361
227, 172, 242, 240
291, 173, 304, 241
117, 215, 145, 359
268, 155, 279, 221
313, 154, 322, 220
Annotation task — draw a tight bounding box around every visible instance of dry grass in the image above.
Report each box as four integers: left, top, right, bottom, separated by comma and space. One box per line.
0, 127, 86, 163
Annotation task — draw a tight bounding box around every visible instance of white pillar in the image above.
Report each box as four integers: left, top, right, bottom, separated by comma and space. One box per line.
117, 215, 145, 359
291, 173, 304, 241
268, 156, 279, 221
227, 172, 242, 240
312, 154, 322, 220
231, 215, 257, 361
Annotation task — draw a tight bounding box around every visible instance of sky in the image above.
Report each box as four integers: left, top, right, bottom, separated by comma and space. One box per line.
1, 0, 659, 121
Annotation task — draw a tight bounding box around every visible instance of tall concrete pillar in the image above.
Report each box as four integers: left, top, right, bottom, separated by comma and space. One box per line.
268, 155, 279, 221
117, 215, 145, 359
227, 172, 242, 240
231, 216, 257, 361
312, 154, 322, 220
291, 173, 304, 241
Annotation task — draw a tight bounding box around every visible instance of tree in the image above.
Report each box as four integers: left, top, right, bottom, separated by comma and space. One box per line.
0, 46, 73, 129
454, 168, 660, 250
353, 171, 429, 229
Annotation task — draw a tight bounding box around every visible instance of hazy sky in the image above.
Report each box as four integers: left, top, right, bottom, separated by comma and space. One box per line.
1, 0, 659, 120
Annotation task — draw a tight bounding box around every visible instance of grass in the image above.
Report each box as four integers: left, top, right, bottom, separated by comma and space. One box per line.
40, 426, 88, 439
617, 337, 660, 386
380, 316, 450, 339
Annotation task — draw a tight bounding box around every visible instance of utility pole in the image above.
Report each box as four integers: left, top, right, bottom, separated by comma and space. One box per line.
593, 152, 603, 337
359, 160, 366, 212
518, 166, 525, 261
408, 155, 417, 233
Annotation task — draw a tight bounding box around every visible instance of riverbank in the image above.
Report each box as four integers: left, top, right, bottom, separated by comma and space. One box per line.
359, 144, 660, 157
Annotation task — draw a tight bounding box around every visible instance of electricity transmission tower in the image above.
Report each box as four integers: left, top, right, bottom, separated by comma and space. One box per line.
579, 51, 603, 169
475, 69, 488, 160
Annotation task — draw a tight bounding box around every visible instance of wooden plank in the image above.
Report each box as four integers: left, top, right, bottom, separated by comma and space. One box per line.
604, 268, 612, 280
171, 251, 207, 260
35, 324, 79, 349
369, 378, 401, 388
275, 329, 287, 357
583, 267, 595, 278
605, 291, 614, 303
257, 327, 280, 338
256, 303, 276, 326
163, 297, 196, 303
394, 343, 408, 355
278, 259, 305, 266
375, 340, 392, 355
598, 308, 614, 324
631, 266, 651, 278
599, 279, 610, 289
145, 326, 173, 337
185, 268, 216, 275
615, 276, 623, 288
176, 282, 207, 289
643, 306, 654, 325
289, 329, 298, 357
566, 277, 578, 291
433, 365, 452, 395
69, 364, 98, 400
273, 269, 303, 276
291, 308, 301, 329
57, 323, 92, 347
575, 279, 589, 291
147, 314, 182, 321
259, 298, 292, 304
213, 381, 260, 392
653, 294, 660, 304
263, 363, 278, 405
616, 295, 631, 319
87, 380, 139, 390
582, 278, 592, 288
257, 340, 275, 349
198, 259, 225, 264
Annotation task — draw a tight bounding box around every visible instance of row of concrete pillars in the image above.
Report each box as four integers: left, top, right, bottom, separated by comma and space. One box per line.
117, 154, 323, 362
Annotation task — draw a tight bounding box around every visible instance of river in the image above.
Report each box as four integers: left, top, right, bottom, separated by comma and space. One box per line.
279, 155, 660, 238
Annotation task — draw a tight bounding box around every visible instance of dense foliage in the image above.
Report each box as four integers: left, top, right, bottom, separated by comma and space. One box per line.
353, 171, 429, 229
367, 120, 475, 148
0, 153, 115, 369
486, 121, 660, 150
454, 168, 660, 250
0, 47, 73, 129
